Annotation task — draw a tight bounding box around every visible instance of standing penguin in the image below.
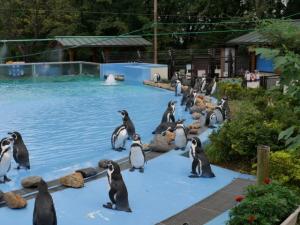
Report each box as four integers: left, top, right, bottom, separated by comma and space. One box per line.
111, 124, 128, 151
103, 161, 132, 212
174, 120, 188, 150
175, 80, 182, 96
0, 137, 13, 183
185, 90, 197, 112
205, 110, 218, 128
161, 101, 176, 123
8, 131, 30, 170
129, 134, 146, 173
33, 179, 57, 225
118, 110, 135, 140
189, 137, 215, 178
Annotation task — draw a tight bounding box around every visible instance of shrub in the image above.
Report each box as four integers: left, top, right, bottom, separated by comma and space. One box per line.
227, 183, 300, 225
206, 101, 283, 163
270, 150, 300, 191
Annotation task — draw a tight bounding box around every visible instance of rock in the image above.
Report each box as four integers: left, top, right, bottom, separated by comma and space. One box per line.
182, 85, 189, 92
4, 192, 27, 209
98, 159, 110, 169
0, 190, 3, 202
59, 172, 84, 188
192, 112, 201, 120
142, 143, 150, 151
189, 128, 199, 135
75, 167, 97, 178
165, 131, 175, 144
21, 176, 42, 188
149, 134, 175, 152
193, 122, 201, 129
206, 102, 216, 110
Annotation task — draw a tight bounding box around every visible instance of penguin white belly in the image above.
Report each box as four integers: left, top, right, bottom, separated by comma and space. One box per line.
114, 129, 128, 149
130, 148, 144, 168
0, 153, 11, 176
177, 84, 182, 94
175, 129, 187, 148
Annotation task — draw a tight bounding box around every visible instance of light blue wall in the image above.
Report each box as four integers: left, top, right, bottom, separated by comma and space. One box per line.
100, 63, 167, 84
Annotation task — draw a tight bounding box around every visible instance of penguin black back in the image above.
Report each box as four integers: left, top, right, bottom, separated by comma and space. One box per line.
119, 110, 135, 139
9, 131, 30, 169
33, 179, 57, 225
161, 101, 176, 123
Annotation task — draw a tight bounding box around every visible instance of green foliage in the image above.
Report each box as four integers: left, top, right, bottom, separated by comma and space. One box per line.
227, 183, 300, 225
206, 100, 283, 162
270, 150, 300, 190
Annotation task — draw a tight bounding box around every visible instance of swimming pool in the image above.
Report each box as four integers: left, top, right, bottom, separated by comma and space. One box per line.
0, 76, 190, 191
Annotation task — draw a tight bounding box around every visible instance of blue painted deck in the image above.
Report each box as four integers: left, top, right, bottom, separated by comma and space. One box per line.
0, 147, 249, 225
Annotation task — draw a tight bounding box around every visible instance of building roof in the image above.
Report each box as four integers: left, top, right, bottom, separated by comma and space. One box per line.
227, 19, 300, 45
54, 35, 152, 47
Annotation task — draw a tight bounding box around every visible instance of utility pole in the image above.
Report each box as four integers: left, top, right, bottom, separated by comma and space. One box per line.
154, 0, 158, 64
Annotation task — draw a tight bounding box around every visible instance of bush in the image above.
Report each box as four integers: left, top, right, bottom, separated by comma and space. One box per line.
270, 150, 300, 191
206, 101, 283, 163
227, 183, 300, 225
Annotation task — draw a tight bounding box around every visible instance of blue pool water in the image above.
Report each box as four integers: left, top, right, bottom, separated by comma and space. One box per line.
0, 77, 190, 191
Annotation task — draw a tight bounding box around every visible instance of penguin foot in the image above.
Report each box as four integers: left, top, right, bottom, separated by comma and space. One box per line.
175, 147, 180, 150
4, 175, 11, 182
127, 137, 131, 140
103, 202, 113, 209
16, 166, 21, 170
189, 174, 200, 178
139, 168, 144, 173
180, 147, 185, 151
26, 166, 30, 170
129, 167, 135, 172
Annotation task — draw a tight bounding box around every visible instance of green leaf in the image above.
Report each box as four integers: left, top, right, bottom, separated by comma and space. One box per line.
278, 126, 295, 141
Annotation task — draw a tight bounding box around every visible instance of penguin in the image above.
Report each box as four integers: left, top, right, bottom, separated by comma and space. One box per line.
129, 134, 146, 173
174, 120, 188, 150
181, 87, 192, 106
0, 137, 13, 183
152, 121, 178, 134
205, 110, 218, 128
185, 90, 197, 112
189, 137, 215, 178
175, 80, 182, 96
111, 124, 128, 151
205, 77, 217, 96
200, 77, 207, 93
33, 179, 57, 225
161, 101, 176, 123
118, 110, 135, 140
8, 131, 30, 170
103, 161, 132, 212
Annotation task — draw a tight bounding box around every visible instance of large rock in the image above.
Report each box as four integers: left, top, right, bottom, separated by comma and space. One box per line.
206, 102, 216, 110
142, 143, 150, 151
98, 159, 110, 169
189, 128, 199, 135
76, 167, 97, 178
21, 176, 42, 188
192, 112, 201, 120
59, 172, 84, 188
149, 134, 175, 152
4, 192, 27, 209
165, 131, 175, 144
0, 190, 3, 202
188, 122, 201, 130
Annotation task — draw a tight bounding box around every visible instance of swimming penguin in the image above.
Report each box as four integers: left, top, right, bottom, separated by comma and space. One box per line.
118, 110, 135, 140
189, 137, 215, 178
129, 134, 146, 173
103, 161, 132, 212
8, 131, 30, 170
111, 124, 128, 151
161, 101, 176, 123
0, 137, 13, 183
33, 179, 57, 225
174, 120, 188, 150
175, 80, 182, 96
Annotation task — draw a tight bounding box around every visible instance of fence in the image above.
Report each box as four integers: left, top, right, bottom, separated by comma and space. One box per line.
0, 61, 100, 78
